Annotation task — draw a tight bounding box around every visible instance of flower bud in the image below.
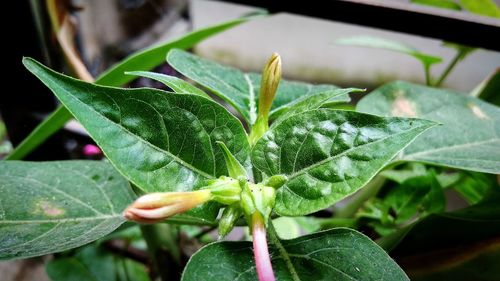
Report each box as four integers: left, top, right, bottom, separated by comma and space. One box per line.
218, 204, 242, 238
249, 53, 282, 145
123, 190, 211, 223
258, 53, 282, 121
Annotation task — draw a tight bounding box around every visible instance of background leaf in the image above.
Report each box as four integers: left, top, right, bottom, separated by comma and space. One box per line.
24, 58, 251, 223
472, 68, 500, 105
384, 173, 445, 224
357, 81, 500, 174
378, 189, 500, 253
46, 245, 151, 281
0, 161, 134, 260
182, 228, 408, 280
7, 16, 256, 161
126, 71, 209, 98
252, 109, 435, 216
411, 0, 462, 10
459, 0, 500, 18
379, 190, 500, 280
336, 36, 442, 69
167, 49, 344, 124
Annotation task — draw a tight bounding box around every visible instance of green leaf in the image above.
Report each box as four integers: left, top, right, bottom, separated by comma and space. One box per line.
471, 68, 500, 105
357, 81, 500, 174
384, 173, 445, 224
126, 71, 209, 98
378, 190, 500, 253
0, 161, 134, 260
24, 58, 250, 223
46, 245, 151, 281
271, 88, 360, 126
182, 228, 408, 280
336, 36, 443, 70
411, 0, 462, 10
460, 0, 500, 18
166, 49, 342, 124
7, 16, 257, 161
252, 109, 436, 216
453, 172, 497, 204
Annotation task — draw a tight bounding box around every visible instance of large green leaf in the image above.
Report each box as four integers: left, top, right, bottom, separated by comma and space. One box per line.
24, 58, 250, 223
0, 161, 134, 260
166, 49, 345, 124
252, 109, 435, 216
46, 245, 151, 281
182, 228, 408, 281
357, 81, 500, 174
7, 16, 257, 160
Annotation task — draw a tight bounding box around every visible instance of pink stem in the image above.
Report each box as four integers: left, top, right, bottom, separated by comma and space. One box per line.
252, 213, 276, 281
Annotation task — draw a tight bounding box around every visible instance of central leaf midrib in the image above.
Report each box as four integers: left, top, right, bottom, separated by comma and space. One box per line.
284, 124, 430, 180
54, 82, 215, 180
0, 214, 121, 224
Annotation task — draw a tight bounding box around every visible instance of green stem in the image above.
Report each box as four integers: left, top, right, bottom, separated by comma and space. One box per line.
434, 48, 467, 87
424, 64, 432, 86
334, 175, 386, 218
140, 224, 180, 281
267, 222, 300, 281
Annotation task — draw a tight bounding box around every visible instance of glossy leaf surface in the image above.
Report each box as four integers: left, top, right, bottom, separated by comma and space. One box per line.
182, 228, 408, 281
252, 109, 435, 216
25, 58, 250, 223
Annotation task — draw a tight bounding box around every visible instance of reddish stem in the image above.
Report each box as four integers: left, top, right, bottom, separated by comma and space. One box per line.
252, 213, 276, 281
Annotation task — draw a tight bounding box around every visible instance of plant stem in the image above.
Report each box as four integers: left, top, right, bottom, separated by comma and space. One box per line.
140, 224, 180, 281
434, 48, 467, 87
424, 64, 432, 86
334, 175, 386, 218
267, 221, 300, 281
252, 213, 276, 281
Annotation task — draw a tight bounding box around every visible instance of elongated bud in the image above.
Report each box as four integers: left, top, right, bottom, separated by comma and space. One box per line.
218, 204, 242, 238
124, 190, 211, 223
249, 53, 282, 145
258, 53, 282, 120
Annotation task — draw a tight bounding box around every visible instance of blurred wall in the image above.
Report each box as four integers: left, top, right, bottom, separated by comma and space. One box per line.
190, 0, 500, 91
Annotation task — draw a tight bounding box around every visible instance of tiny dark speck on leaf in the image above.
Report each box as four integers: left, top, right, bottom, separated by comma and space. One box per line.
91, 175, 100, 181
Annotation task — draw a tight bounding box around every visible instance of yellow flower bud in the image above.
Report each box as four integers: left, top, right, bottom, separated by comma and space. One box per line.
123, 190, 211, 223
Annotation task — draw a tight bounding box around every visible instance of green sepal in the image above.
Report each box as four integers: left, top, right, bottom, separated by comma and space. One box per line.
218, 204, 243, 238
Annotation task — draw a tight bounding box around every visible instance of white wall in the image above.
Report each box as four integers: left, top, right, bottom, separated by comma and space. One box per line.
190, 0, 500, 92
